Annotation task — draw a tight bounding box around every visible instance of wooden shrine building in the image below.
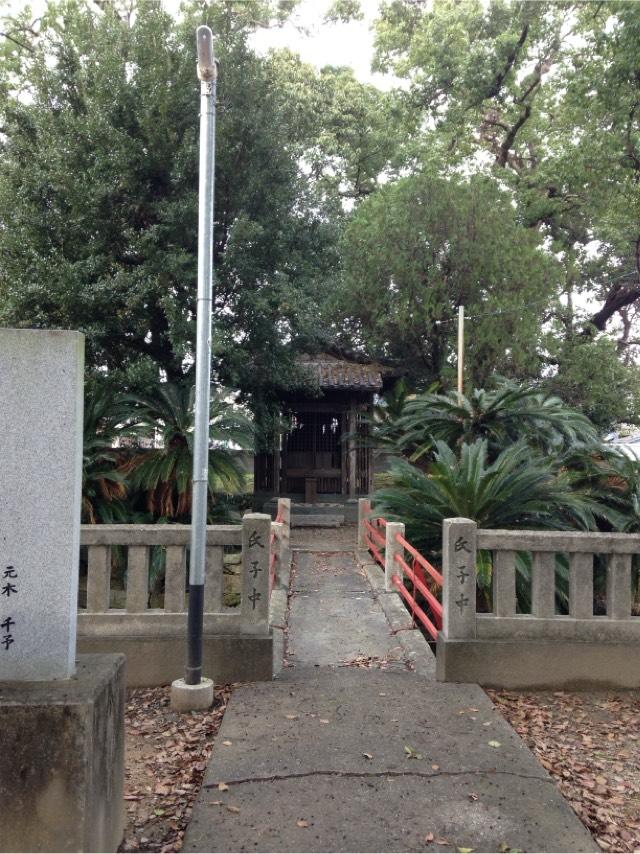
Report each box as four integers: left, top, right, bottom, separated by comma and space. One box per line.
254, 354, 383, 503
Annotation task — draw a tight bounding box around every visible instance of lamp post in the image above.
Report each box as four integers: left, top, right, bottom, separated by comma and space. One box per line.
171, 25, 217, 712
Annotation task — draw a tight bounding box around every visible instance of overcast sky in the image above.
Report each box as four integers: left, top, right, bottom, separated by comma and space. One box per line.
3, 0, 386, 83
249, 0, 387, 87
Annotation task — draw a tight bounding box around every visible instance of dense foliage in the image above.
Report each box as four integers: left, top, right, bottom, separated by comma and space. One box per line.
372, 382, 613, 548
0, 0, 383, 403
2, 0, 640, 466
371, 381, 640, 609
333, 0, 640, 427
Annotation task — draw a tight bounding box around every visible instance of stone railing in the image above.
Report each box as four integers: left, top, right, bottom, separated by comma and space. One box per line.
438, 518, 640, 689
76, 500, 291, 686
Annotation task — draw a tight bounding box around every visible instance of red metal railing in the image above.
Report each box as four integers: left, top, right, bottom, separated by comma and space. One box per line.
363, 516, 385, 567
363, 501, 443, 641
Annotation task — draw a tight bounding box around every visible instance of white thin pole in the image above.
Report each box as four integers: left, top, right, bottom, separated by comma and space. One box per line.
457, 305, 464, 399
185, 25, 217, 685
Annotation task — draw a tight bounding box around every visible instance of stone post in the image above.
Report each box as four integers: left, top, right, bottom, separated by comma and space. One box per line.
278, 497, 291, 551
357, 498, 369, 550
442, 518, 477, 639
242, 513, 271, 623
607, 553, 632, 620
276, 497, 292, 579
531, 552, 556, 618
385, 521, 405, 592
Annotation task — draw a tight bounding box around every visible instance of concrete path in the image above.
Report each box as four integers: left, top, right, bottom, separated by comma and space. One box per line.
184, 531, 597, 853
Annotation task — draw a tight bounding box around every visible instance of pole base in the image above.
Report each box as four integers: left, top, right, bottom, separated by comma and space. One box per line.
170, 677, 214, 712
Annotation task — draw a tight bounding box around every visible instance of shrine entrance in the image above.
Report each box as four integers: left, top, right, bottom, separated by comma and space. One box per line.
282, 410, 343, 499
254, 354, 383, 503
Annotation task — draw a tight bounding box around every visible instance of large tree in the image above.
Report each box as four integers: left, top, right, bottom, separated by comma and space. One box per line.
373, 0, 640, 324
0, 0, 374, 404
336, 170, 558, 388
361, 0, 640, 420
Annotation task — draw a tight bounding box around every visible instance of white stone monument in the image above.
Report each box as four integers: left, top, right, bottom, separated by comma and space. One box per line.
0, 328, 84, 679
0, 328, 125, 853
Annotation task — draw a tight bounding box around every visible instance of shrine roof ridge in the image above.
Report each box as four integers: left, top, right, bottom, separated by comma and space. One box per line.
299, 353, 383, 391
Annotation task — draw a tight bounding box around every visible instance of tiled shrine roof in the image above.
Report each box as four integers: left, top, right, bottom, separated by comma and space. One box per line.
299, 354, 383, 391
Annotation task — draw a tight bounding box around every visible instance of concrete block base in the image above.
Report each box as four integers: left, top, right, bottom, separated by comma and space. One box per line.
0, 653, 125, 852
437, 637, 640, 689
171, 677, 214, 712
78, 633, 272, 686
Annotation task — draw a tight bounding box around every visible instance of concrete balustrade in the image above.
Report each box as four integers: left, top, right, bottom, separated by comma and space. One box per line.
438, 520, 640, 688
76, 502, 292, 686
357, 498, 370, 550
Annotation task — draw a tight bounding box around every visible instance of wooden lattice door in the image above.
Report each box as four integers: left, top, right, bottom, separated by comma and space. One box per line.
282, 411, 342, 494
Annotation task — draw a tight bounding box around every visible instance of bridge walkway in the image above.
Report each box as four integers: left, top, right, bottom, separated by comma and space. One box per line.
184, 528, 596, 853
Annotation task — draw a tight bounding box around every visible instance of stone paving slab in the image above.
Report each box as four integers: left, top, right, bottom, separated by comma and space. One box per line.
287, 592, 407, 668
291, 515, 344, 528
287, 552, 409, 668
293, 553, 369, 594
185, 670, 596, 853
290, 526, 357, 552
186, 773, 590, 853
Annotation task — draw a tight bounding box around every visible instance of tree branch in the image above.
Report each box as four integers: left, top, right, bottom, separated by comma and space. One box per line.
496, 104, 531, 168
0, 31, 33, 52
588, 281, 640, 332
483, 23, 530, 101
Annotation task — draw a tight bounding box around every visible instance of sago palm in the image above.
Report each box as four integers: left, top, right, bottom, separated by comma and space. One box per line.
125, 381, 254, 521
82, 381, 136, 524
392, 382, 599, 463
374, 440, 606, 609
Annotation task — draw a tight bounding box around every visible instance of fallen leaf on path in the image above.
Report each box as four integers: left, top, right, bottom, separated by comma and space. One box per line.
218, 782, 229, 791
285, 714, 299, 720
363, 752, 373, 760
222, 740, 233, 746
425, 832, 434, 842
319, 718, 330, 724
488, 740, 502, 748
296, 820, 310, 828
226, 805, 241, 814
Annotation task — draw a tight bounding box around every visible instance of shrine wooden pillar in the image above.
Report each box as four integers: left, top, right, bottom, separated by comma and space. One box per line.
272, 428, 281, 496
348, 400, 357, 498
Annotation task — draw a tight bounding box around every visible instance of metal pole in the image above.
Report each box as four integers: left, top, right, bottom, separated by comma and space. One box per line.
185, 25, 217, 686
457, 304, 464, 399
